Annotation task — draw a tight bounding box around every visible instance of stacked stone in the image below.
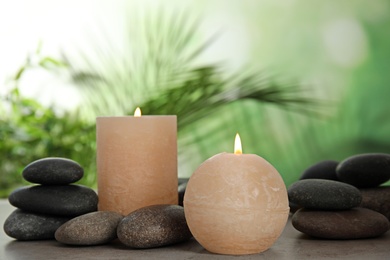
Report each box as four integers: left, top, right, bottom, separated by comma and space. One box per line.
178, 178, 189, 206
3, 157, 98, 240
3, 158, 192, 247
288, 153, 390, 239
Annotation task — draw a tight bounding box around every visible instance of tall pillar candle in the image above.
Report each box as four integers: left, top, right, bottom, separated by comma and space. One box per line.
97, 109, 178, 215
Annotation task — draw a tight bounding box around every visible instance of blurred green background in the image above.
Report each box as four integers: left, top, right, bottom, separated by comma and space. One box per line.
1, 0, 390, 197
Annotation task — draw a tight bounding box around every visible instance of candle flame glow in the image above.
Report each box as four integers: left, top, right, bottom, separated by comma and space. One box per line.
234, 133, 242, 155
134, 107, 142, 117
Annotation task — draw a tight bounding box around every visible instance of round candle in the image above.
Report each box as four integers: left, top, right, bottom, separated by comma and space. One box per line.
184, 134, 289, 255
97, 108, 178, 216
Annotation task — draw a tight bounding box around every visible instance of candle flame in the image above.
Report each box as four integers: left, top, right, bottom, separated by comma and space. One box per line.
134, 107, 142, 117
234, 133, 242, 155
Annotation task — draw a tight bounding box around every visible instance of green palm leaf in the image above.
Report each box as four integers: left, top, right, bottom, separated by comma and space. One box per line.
62, 8, 322, 179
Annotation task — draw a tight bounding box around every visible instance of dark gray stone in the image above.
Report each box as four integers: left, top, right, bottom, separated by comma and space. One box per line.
55, 211, 123, 245
289, 201, 302, 214
360, 186, 390, 220
288, 179, 362, 210
300, 160, 339, 180
117, 204, 192, 248
22, 157, 84, 185
178, 178, 188, 207
3, 209, 71, 240
292, 208, 390, 239
336, 153, 390, 188
8, 185, 98, 216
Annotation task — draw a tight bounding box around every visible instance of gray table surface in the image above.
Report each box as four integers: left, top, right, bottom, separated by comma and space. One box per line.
1, 199, 389, 260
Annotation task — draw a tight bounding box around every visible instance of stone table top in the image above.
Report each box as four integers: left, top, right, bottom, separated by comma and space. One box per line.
1, 199, 389, 259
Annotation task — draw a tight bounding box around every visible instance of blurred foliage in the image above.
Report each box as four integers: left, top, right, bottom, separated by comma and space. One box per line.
63, 8, 322, 182
0, 9, 317, 198
0, 88, 96, 197
0, 48, 96, 198
2, 1, 390, 197
256, 1, 390, 186
140, 66, 320, 129
64, 9, 317, 120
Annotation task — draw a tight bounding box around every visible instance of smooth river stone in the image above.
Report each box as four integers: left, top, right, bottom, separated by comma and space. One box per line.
289, 201, 302, 214
288, 179, 361, 210
3, 209, 71, 240
178, 178, 188, 206
300, 160, 339, 180
55, 211, 123, 245
22, 157, 84, 185
360, 186, 390, 220
8, 185, 98, 216
336, 153, 390, 188
292, 208, 390, 239
117, 205, 192, 248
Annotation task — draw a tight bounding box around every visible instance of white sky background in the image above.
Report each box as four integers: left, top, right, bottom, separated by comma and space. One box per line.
0, 1, 90, 110
0, 0, 251, 112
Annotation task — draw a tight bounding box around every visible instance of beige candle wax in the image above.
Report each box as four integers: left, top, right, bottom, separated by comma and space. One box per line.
184, 134, 289, 255
97, 108, 178, 216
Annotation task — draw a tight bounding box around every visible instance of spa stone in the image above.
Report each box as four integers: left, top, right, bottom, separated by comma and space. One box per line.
336, 153, 390, 188
292, 208, 390, 239
178, 178, 188, 206
288, 179, 361, 210
55, 211, 123, 245
117, 204, 192, 248
360, 186, 390, 220
3, 209, 70, 240
23, 157, 84, 185
300, 160, 339, 180
8, 185, 98, 216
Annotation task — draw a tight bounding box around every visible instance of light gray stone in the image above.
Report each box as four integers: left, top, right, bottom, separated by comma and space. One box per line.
55, 211, 123, 245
